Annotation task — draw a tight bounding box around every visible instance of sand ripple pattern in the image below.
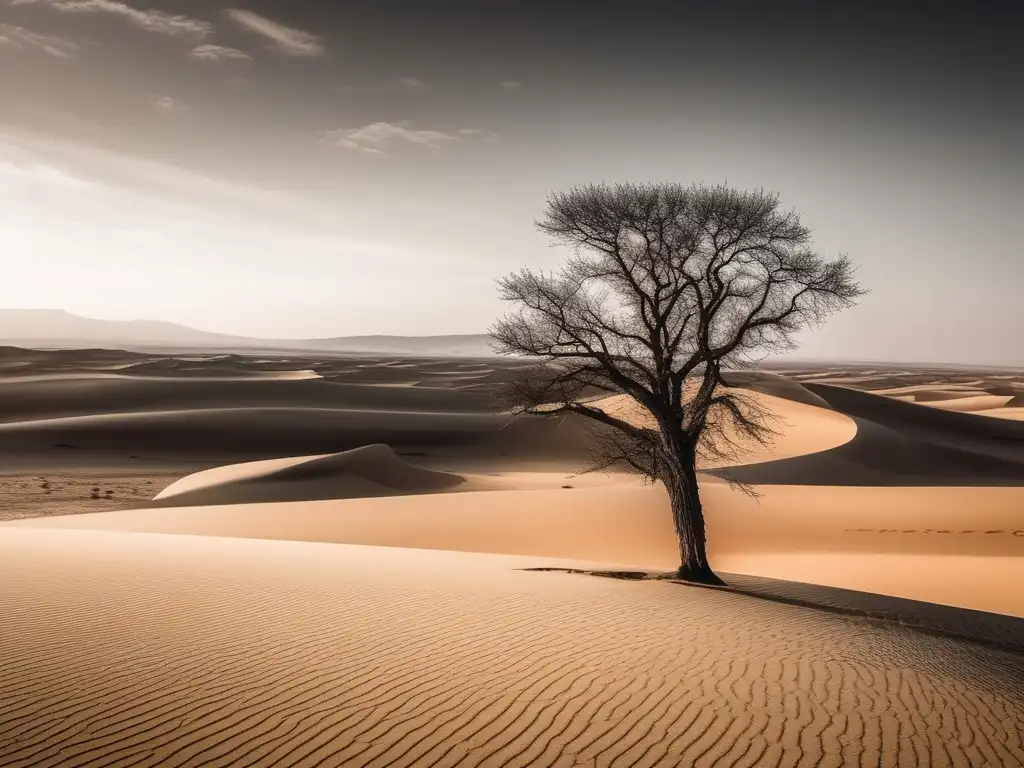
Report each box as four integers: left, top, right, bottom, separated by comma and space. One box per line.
1, 530, 1023, 768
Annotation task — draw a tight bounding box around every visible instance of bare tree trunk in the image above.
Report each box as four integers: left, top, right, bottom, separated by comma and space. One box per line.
662, 441, 724, 586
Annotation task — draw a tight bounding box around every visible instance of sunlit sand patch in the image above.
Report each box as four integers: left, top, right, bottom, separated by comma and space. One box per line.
591, 388, 857, 468
915, 394, 1014, 412
11, 481, 1023, 615
977, 407, 1024, 421
262, 369, 323, 380
870, 384, 989, 396
152, 444, 466, 507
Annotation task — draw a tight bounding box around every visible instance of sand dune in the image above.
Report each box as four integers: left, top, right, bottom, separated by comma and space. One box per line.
2, 348, 1024, 766
6, 351, 1021, 615
870, 384, 988, 398
711, 383, 1024, 486
0, 374, 491, 423
152, 444, 467, 507
0, 407, 603, 473
0, 372, 855, 476
807, 382, 1024, 458
0, 529, 1021, 768
904, 388, 989, 401
120, 376, 853, 509
720, 370, 835, 408
978, 407, 1024, 421
917, 394, 1015, 412
150, 447, 643, 509
0, 349, 560, 474
775, 362, 1024, 421
595, 388, 856, 469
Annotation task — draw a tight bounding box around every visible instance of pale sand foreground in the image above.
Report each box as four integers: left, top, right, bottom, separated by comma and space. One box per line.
12, 482, 1024, 617
1, 529, 1022, 768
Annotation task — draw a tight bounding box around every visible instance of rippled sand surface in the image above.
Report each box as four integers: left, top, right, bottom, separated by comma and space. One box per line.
2, 530, 1022, 768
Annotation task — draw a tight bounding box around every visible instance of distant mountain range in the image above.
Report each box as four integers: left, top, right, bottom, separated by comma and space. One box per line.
0, 309, 497, 357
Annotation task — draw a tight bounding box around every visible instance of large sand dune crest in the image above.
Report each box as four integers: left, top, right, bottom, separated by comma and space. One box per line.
594, 386, 857, 470
806, 383, 1024, 456
720, 370, 836, 409
712, 383, 1024, 486
152, 444, 467, 507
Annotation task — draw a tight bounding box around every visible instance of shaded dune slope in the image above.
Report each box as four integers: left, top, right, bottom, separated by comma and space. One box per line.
151, 444, 465, 507
0, 531, 1021, 768
712, 383, 1024, 486
721, 370, 834, 409
112, 374, 847, 506
0, 349, 560, 470
0, 375, 490, 423
805, 383, 1024, 462
0, 406, 597, 466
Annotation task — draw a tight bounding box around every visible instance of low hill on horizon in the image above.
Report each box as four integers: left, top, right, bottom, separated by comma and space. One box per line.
0, 309, 496, 357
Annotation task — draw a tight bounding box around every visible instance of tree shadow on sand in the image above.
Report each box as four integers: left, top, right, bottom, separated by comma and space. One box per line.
524, 567, 1024, 656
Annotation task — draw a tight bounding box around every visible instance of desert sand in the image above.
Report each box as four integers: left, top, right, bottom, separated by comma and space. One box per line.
1, 347, 1022, 766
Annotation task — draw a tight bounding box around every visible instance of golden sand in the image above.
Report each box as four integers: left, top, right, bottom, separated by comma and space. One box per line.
1, 349, 1022, 766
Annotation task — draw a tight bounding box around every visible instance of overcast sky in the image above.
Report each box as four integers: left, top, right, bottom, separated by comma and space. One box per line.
1, 0, 1021, 364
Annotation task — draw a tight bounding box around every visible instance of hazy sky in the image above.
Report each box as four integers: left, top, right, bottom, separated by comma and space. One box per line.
1, 1, 1021, 363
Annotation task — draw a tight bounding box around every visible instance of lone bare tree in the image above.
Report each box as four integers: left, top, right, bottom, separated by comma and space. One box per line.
491, 182, 865, 585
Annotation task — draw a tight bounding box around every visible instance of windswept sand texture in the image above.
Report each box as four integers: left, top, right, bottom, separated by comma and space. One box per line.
2, 531, 1023, 768
1, 348, 1023, 766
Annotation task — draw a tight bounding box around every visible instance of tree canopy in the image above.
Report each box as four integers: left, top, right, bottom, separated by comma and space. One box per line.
491, 182, 866, 580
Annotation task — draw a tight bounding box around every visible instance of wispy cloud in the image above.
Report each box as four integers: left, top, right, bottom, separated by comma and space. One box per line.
224, 9, 323, 57
0, 23, 79, 56
152, 95, 185, 112
320, 122, 459, 155
398, 77, 425, 90
499, 80, 523, 89
11, 0, 212, 38
191, 43, 250, 62
320, 122, 498, 155
0, 129, 352, 231
458, 128, 501, 142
